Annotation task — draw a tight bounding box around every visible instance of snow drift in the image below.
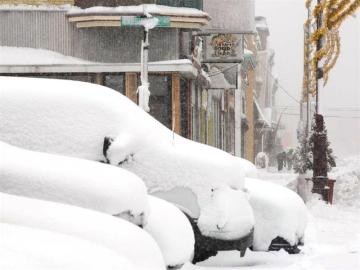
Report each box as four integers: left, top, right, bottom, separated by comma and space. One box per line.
0, 192, 165, 270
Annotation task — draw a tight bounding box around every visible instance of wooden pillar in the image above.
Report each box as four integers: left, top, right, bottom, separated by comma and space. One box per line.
125, 73, 138, 104
245, 35, 256, 163
172, 73, 181, 134
245, 67, 255, 163
94, 73, 104, 85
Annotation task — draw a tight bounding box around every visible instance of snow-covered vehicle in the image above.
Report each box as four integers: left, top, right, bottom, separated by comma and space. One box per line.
0, 192, 165, 270
0, 141, 194, 268
242, 161, 307, 253
245, 178, 307, 253
0, 76, 255, 262
0, 222, 138, 270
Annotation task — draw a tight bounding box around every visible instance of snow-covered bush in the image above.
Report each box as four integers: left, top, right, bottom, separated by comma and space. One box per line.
0, 222, 137, 270
0, 76, 254, 243
0, 192, 165, 270
0, 141, 149, 226
245, 178, 308, 251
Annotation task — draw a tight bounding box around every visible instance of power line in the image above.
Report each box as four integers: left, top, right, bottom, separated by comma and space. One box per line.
256, 62, 301, 104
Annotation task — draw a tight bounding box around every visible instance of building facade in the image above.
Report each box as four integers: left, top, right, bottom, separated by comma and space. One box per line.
1, 0, 281, 164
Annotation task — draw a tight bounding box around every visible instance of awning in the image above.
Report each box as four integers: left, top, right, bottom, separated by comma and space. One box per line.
243, 49, 256, 70
254, 99, 271, 128
207, 67, 236, 89
67, 4, 210, 29
0, 46, 198, 78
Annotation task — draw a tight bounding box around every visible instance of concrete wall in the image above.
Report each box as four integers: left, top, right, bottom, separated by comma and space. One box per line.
0, 10, 180, 63
203, 0, 255, 32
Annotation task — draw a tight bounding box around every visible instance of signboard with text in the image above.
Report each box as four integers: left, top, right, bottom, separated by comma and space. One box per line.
122, 16, 171, 27
202, 33, 243, 63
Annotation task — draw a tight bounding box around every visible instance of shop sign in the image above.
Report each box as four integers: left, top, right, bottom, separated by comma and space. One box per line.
122, 16, 171, 27
203, 33, 243, 63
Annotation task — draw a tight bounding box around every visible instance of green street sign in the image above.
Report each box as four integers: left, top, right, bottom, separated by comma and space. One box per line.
122, 16, 171, 27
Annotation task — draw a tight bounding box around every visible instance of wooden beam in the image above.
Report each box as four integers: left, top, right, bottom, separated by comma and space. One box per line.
170, 21, 203, 29
170, 16, 209, 24
94, 73, 104, 85
172, 73, 181, 135
76, 21, 120, 28
125, 73, 138, 104
69, 15, 121, 22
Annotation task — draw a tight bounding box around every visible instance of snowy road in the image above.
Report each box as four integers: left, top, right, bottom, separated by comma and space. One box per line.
184, 166, 360, 270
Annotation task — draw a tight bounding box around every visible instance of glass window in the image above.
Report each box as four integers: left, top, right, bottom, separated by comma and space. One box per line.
104, 74, 125, 95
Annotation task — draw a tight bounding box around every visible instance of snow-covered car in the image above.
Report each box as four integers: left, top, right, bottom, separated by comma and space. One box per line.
241, 161, 307, 253
0, 141, 194, 268
0, 192, 165, 270
0, 222, 138, 270
245, 178, 307, 253
0, 76, 255, 262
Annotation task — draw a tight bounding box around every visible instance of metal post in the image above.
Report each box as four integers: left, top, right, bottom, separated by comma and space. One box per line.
141, 28, 150, 86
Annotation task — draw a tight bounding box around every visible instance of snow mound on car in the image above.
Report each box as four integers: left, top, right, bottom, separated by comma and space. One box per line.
145, 196, 195, 267
0, 192, 165, 270
0, 141, 149, 226
0, 222, 137, 270
0, 76, 245, 190
245, 178, 308, 250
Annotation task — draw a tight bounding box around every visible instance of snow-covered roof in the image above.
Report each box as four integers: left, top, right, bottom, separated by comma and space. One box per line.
0, 4, 72, 11
67, 4, 210, 29
0, 46, 197, 77
67, 4, 209, 18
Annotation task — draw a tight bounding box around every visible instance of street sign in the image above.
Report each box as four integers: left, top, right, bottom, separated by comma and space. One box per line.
122, 16, 171, 27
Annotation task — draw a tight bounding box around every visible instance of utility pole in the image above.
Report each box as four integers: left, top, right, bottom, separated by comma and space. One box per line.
312, 0, 329, 199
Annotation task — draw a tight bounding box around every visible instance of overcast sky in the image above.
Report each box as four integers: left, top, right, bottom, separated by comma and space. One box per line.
256, 0, 360, 158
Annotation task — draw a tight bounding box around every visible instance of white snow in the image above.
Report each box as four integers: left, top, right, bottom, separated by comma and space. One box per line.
186, 157, 359, 269
0, 4, 72, 11
145, 196, 195, 267
0, 46, 93, 65
330, 155, 360, 208
245, 178, 308, 251
0, 76, 254, 241
0, 192, 165, 270
67, 4, 209, 18
0, 46, 193, 67
0, 222, 137, 270
0, 141, 149, 226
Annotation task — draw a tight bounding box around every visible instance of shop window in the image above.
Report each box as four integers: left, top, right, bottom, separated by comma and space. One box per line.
104, 74, 125, 95
148, 75, 172, 130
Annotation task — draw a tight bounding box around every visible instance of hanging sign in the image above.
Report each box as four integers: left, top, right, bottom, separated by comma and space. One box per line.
202, 33, 243, 63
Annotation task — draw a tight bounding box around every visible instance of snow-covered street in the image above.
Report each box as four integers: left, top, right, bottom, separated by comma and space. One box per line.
184, 160, 360, 270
